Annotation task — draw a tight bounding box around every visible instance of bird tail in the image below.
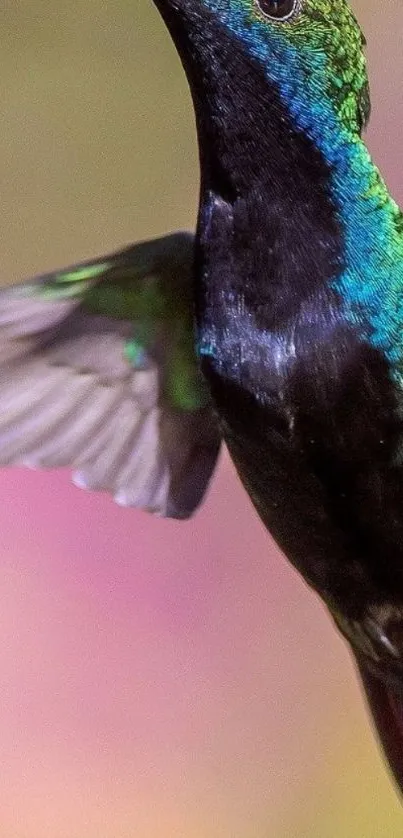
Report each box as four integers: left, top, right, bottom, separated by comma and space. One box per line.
357, 658, 403, 795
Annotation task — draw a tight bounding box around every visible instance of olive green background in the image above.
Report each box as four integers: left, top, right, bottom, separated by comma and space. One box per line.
0, 2, 402, 836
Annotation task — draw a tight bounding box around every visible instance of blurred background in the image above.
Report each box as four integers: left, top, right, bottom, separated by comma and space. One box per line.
0, 1, 402, 835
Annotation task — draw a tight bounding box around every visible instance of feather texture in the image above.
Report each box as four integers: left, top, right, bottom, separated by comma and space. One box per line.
153, 0, 403, 796
0, 233, 221, 518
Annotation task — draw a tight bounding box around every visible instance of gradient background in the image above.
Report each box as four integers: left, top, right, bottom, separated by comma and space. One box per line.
0, 2, 402, 835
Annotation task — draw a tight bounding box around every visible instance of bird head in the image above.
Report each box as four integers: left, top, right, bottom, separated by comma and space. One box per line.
154, 0, 370, 154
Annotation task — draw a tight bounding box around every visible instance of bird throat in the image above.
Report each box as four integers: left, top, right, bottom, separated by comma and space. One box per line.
180, 15, 344, 365
157, 1, 403, 382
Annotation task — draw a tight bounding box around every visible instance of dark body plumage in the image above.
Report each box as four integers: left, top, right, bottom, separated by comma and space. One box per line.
162, 3, 403, 678
3, 0, 403, 800
156, 0, 403, 790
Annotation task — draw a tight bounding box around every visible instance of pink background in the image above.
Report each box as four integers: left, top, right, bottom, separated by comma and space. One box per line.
0, 2, 402, 834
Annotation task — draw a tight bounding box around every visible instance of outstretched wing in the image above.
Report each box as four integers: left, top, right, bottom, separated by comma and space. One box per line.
0, 232, 221, 518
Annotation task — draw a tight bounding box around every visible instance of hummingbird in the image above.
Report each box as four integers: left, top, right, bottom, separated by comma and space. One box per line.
2, 0, 403, 797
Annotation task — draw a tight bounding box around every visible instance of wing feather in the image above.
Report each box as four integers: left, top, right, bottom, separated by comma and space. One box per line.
0, 233, 221, 518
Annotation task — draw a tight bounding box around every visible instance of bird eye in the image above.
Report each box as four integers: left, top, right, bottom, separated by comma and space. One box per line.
255, 0, 301, 21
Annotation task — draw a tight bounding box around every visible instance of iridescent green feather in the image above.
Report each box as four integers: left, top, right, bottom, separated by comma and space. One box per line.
203, 0, 403, 375
31, 246, 209, 412
0, 234, 220, 517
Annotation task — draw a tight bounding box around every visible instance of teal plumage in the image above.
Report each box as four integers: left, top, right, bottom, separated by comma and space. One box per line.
3, 0, 403, 798
192, 0, 403, 369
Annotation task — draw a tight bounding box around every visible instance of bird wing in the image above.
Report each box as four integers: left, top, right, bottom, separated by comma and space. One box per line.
0, 232, 221, 518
